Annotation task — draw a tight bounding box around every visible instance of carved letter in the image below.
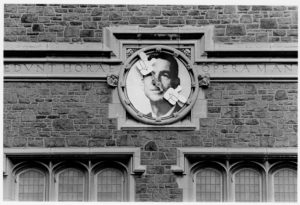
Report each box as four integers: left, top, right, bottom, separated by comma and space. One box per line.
48, 64, 55, 73
257, 64, 266, 73
4, 64, 10, 73
272, 64, 282, 72
213, 64, 219, 72
36, 64, 45, 72
24, 64, 33, 71
242, 64, 250, 72
284, 64, 293, 72
14, 64, 22, 72
74, 64, 83, 72
232, 64, 239, 72
63, 64, 72, 72
86, 64, 93, 72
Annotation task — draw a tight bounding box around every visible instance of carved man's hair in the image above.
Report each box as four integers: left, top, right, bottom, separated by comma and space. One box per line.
148, 52, 180, 89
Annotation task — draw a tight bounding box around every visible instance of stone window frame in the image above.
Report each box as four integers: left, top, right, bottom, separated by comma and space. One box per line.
171, 147, 297, 202
268, 162, 297, 202
3, 147, 145, 201
14, 167, 48, 201
191, 161, 226, 202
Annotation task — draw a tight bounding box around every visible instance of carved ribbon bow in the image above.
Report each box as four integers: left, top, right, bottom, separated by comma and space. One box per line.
163, 86, 187, 107
136, 52, 163, 92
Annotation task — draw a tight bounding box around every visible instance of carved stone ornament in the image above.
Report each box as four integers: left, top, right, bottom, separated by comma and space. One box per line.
118, 45, 199, 125
198, 73, 210, 88
107, 74, 119, 87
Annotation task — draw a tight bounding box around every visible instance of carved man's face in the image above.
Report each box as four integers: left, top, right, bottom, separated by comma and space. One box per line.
143, 58, 171, 102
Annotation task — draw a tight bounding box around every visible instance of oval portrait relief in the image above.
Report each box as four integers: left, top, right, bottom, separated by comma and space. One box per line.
118, 45, 199, 125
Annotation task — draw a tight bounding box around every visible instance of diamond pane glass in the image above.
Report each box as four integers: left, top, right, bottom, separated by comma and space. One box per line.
18, 170, 45, 201
196, 168, 222, 202
235, 168, 260, 202
97, 168, 123, 201
58, 168, 84, 201
274, 168, 297, 202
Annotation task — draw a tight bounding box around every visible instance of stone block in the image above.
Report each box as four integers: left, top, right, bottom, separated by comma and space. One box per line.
67, 136, 87, 146
273, 30, 286, 36
21, 14, 38, 23
252, 6, 272, 11
145, 9, 161, 16
80, 30, 94, 37
240, 15, 252, 23
278, 17, 292, 24
5, 4, 17, 13
129, 17, 148, 24
64, 27, 80, 37
5, 28, 26, 35
206, 10, 218, 19
226, 24, 246, 36
144, 141, 158, 151
44, 7, 55, 16
260, 19, 278, 29
32, 24, 44, 32
169, 17, 184, 24
45, 138, 65, 147
53, 119, 74, 131
238, 6, 250, 11
109, 12, 122, 21
224, 6, 236, 14
188, 10, 200, 16
21, 110, 36, 122
83, 22, 97, 29
275, 90, 288, 100
162, 10, 178, 16
63, 13, 80, 21
256, 33, 268, 42
221, 107, 240, 118
38, 33, 56, 42
147, 166, 164, 174
127, 5, 140, 11
287, 30, 298, 36
19, 127, 38, 138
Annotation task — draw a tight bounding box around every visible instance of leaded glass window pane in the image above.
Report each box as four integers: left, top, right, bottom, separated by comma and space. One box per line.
235, 168, 260, 202
274, 168, 297, 202
97, 168, 123, 201
196, 168, 222, 201
58, 168, 84, 201
18, 170, 45, 201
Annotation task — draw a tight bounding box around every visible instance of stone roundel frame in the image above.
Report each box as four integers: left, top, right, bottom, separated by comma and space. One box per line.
118, 45, 199, 125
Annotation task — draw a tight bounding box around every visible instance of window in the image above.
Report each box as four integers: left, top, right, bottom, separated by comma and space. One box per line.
17, 169, 45, 201
273, 168, 297, 202
195, 168, 222, 202
177, 148, 297, 202
58, 168, 85, 201
234, 168, 261, 202
97, 168, 124, 201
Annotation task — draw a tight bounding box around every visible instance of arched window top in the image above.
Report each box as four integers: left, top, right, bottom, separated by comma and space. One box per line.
191, 161, 226, 175
53, 161, 87, 175
13, 161, 48, 176
17, 169, 46, 201
96, 167, 125, 201
269, 161, 297, 174
230, 161, 265, 175
195, 167, 223, 202
92, 161, 128, 175
57, 168, 85, 201
273, 168, 297, 202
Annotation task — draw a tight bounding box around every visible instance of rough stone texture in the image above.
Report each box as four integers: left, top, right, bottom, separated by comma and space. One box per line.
3, 4, 298, 43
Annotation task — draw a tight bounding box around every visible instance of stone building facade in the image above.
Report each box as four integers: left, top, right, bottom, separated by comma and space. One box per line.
3, 4, 298, 202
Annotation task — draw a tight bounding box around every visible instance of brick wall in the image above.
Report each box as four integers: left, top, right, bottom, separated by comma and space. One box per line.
4, 4, 298, 43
